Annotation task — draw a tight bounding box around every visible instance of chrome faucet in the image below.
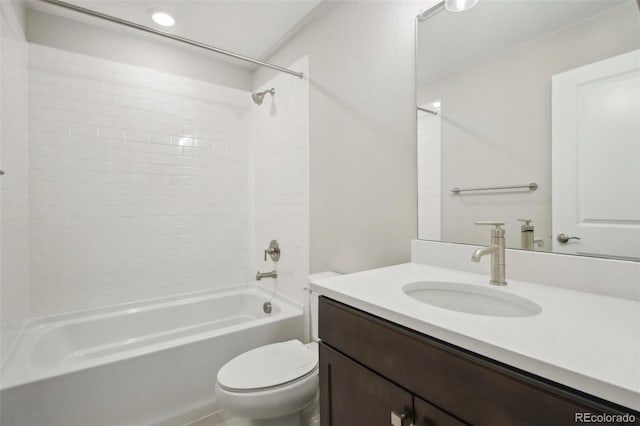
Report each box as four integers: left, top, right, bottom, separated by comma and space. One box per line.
471, 221, 507, 286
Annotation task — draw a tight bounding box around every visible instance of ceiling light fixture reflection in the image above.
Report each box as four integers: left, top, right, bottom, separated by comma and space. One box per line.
417, 0, 478, 21
151, 11, 175, 27
444, 0, 478, 13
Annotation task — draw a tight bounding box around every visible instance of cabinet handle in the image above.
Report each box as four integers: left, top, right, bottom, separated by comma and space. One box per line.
391, 410, 413, 426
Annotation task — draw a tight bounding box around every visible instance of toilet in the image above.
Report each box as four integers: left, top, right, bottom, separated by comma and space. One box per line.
215, 272, 337, 426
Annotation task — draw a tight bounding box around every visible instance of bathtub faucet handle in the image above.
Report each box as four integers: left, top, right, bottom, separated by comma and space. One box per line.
264, 239, 281, 262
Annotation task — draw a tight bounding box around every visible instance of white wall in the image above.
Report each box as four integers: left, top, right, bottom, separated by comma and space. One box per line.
0, 0, 29, 359
417, 2, 640, 249
253, 2, 422, 274
250, 56, 309, 304
26, 9, 250, 91
28, 45, 252, 316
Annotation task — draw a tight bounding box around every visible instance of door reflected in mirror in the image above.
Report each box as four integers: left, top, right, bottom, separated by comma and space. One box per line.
416, 0, 640, 260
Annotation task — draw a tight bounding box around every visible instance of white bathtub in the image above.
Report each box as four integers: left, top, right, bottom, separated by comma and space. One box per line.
0, 284, 303, 425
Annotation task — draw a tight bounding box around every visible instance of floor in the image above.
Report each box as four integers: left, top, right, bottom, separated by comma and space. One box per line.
184, 410, 240, 426
184, 401, 320, 426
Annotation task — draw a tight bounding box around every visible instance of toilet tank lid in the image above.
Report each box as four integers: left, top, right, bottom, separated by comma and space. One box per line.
217, 340, 318, 391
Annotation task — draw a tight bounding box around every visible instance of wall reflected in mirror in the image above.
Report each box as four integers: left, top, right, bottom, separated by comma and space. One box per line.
416, 0, 640, 260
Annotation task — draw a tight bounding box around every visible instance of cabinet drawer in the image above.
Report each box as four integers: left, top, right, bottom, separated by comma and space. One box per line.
319, 297, 630, 426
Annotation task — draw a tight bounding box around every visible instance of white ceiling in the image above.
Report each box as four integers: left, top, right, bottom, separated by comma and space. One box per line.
26, 0, 324, 68
417, 0, 634, 87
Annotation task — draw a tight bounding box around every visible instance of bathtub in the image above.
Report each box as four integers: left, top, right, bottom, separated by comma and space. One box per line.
0, 284, 303, 426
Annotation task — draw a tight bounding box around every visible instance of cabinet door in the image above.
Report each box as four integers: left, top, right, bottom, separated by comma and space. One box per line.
319, 343, 413, 426
414, 397, 468, 426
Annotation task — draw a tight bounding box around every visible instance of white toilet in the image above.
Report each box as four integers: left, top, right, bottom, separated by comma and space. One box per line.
215, 340, 319, 426
215, 272, 337, 426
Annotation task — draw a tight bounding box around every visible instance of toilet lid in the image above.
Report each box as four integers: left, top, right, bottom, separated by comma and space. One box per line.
217, 340, 318, 391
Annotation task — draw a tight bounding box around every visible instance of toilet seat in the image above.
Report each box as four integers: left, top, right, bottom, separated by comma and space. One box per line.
217, 340, 318, 392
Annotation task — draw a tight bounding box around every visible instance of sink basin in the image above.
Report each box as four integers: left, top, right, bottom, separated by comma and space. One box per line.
403, 281, 542, 317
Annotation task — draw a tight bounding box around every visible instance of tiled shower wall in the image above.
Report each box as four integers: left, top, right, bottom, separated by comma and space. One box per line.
28, 44, 252, 317
251, 57, 309, 305
0, 2, 29, 359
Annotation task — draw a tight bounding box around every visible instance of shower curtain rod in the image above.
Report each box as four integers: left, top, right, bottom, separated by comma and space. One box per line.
36, 0, 305, 79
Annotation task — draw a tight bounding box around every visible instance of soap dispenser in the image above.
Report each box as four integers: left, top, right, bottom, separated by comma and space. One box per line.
517, 219, 544, 250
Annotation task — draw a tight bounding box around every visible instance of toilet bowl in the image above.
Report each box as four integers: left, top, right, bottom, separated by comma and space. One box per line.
215, 340, 318, 426
215, 272, 338, 426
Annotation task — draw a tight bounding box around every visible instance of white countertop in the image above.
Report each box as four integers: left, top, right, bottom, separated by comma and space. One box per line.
310, 263, 640, 410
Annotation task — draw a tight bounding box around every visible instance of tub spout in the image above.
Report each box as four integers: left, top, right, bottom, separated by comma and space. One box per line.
256, 270, 277, 281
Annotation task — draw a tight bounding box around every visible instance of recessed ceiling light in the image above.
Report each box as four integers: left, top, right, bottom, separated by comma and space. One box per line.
445, 0, 478, 13
151, 11, 175, 27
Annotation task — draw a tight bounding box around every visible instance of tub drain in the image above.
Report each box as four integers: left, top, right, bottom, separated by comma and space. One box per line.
263, 301, 272, 314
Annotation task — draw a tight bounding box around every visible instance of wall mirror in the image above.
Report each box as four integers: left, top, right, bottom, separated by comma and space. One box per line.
416, 0, 640, 260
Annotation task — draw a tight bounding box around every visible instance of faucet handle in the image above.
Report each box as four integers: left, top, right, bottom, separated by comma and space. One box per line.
517, 218, 534, 231
475, 221, 505, 229
264, 239, 281, 262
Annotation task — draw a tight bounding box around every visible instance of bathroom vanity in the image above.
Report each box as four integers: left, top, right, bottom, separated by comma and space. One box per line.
319, 297, 631, 425
311, 260, 640, 426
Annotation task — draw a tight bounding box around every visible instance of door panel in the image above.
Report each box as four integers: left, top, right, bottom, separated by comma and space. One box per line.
552, 49, 640, 259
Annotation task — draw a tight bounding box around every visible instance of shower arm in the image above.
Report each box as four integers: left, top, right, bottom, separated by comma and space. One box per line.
35, 0, 304, 79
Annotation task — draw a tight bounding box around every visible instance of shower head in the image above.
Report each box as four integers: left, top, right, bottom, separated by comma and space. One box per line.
252, 88, 275, 105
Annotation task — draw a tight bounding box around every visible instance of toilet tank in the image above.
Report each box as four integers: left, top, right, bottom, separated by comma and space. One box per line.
307, 271, 341, 341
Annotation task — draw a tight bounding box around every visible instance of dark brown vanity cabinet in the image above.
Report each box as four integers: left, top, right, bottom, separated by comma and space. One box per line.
318, 296, 637, 426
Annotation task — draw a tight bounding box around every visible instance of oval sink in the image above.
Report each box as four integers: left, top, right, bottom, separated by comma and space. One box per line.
403, 281, 542, 317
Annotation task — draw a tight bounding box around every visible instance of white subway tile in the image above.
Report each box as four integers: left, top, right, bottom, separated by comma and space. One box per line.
24, 45, 310, 321
99, 127, 125, 140
125, 130, 150, 143
149, 133, 172, 145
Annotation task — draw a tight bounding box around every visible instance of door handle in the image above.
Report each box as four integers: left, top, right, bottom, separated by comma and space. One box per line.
557, 233, 581, 244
